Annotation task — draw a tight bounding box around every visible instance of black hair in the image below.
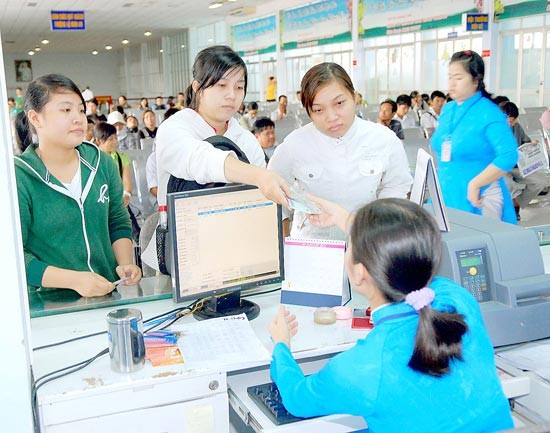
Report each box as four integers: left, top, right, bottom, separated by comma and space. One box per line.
351, 198, 468, 377
278, 94, 287, 102
430, 90, 446, 101
247, 101, 258, 111
88, 97, 99, 106
450, 50, 495, 103
8, 97, 15, 103
421, 93, 429, 103
14, 110, 33, 152
93, 121, 116, 142
87, 117, 95, 124
380, 98, 397, 113
163, 108, 179, 121
185, 45, 247, 110
410, 90, 419, 99
396, 94, 412, 107
499, 101, 519, 119
20, 74, 85, 145
253, 116, 275, 134
492, 95, 510, 106
300, 63, 355, 116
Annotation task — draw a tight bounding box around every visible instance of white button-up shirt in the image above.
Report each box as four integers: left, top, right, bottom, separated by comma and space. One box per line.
156, 108, 266, 207
268, 117, 412, 239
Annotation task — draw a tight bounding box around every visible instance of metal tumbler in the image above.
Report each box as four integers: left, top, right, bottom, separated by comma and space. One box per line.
107, 308, 146, 373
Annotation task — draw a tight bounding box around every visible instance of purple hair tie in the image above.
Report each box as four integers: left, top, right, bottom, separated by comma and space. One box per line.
404, 287, 435, 311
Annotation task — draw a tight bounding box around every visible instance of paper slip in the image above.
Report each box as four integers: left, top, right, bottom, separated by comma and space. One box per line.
171, 314, 270, 371
289, 186, 321, 214
496, 342, 550, 382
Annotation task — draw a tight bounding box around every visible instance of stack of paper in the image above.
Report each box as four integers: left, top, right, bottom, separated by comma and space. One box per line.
496, 342, 550, 382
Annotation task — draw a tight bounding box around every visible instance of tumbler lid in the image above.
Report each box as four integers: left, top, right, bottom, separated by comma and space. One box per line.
107, 308, 142, 324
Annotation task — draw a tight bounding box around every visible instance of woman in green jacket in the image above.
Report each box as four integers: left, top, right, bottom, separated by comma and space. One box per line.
14, 74, 141, 297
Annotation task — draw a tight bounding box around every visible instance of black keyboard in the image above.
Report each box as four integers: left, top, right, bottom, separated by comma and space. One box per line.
247, 381, 314, 425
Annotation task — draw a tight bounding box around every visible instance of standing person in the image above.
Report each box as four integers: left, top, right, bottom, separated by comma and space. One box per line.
377, 99, 404, 140
265, 76, 277, 102
14, 87, 24, 114
270, 95, 288, 121
268, 62, 411, 239
431, 50, 518, 223
14, 74, 141, 297
139, 109, 158, 139
269, 197, 513, 433
155, 45, 289, 213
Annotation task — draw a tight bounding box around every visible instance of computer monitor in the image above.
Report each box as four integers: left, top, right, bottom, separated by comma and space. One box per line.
166, 184, 284, 320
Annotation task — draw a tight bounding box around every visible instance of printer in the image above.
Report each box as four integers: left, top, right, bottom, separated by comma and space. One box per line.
439, 208, 550, 347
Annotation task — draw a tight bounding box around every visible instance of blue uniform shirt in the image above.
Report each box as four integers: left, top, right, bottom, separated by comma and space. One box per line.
431, 92, 518, 224
270, 277, 513, 433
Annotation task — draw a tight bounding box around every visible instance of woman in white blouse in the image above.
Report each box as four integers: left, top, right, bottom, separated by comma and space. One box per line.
268, 62, 412, 239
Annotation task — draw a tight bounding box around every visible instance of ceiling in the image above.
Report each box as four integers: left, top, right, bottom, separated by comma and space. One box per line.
0, 0, 274, 55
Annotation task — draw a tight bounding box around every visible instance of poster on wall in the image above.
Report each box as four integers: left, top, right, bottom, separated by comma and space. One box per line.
232, 15, 277, 57
495, 0, 548, 20
281, 0, 352, 50
15, 60, 32, 83
358, 0, 478, 38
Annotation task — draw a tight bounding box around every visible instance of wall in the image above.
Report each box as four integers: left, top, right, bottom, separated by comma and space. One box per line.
3, 51, 121, 100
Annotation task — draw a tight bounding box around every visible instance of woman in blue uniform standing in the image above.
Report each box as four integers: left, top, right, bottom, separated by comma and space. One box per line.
269, 197, 513, 433
431, 50, 518, 223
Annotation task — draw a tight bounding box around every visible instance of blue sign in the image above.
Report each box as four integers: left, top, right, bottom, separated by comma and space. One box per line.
465, 13, 489, 31
51, 10, 86, 31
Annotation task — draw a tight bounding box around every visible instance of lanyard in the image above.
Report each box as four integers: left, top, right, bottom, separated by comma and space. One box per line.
375, 310, 417, 327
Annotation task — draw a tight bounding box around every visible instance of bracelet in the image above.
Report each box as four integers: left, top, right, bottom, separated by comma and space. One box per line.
123, 190, 131, 198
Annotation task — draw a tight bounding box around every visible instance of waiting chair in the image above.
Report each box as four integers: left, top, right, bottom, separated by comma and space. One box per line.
123, 149, 156, 221
403, 127, 426, 140
275, 117, 300, 144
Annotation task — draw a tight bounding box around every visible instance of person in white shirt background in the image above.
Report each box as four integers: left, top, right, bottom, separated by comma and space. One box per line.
270, 94, 288, 121
155, 45, 289, 213
420, 90, 446, 135
393, 94, 418, 129
268, 62, 412, 239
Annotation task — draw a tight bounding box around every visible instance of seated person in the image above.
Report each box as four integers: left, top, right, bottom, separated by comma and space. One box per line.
86, 98, 107, 124
500, 101, 550, 219
271, 95, 288, 121
152, 96, 166, 110
126, 115, 139, 133
377, 99, 403, 139
15, 74, 140, 297
239, 101, 258, 131
270, 197, 513, 433
393, 94, 417, 128
253, 117, 277, 162
118, 95, 131, 109
420, 90, 446, 133
107, 111, 131, 150
146, 151, 158, 199
139, 109, 158, 139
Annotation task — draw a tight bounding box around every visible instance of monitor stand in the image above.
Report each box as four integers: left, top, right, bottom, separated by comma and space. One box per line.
193, 290, 260, 321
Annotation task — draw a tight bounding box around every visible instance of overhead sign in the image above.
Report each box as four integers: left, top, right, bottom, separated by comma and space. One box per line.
465, 13, 489, 31
51, 10, 86, 31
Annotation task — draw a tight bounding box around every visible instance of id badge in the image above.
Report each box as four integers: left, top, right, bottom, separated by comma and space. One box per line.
441, 138, 452, 162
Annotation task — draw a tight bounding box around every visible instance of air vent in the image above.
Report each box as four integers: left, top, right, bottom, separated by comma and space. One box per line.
27, 2, 38, 6
229, 6, 256, 16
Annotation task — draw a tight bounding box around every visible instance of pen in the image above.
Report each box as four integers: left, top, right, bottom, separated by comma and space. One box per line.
113, 277, 131, 286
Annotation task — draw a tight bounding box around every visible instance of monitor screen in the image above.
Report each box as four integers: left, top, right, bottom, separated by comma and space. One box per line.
167, 184, 283, 319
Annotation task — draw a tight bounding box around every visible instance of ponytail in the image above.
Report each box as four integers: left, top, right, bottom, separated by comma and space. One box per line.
478, 80, 496, 104
15, 110, 33, 152
350, 198, 469, 378
408, 306, 468, 377
185, 83, 196, 110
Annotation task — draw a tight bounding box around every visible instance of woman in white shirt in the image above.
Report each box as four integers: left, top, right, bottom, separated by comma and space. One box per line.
155, 45, 289, 209
268, 62, 412, 239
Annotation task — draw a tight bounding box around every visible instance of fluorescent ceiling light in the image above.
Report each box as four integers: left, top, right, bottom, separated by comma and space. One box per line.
41, 39, 49, 44
92, 50, 98, 55
144, 31, 152, 36
105, 45, 113, 50
122, 39, 129, 44
28, 51, 35, 55
209, 2, 223, 9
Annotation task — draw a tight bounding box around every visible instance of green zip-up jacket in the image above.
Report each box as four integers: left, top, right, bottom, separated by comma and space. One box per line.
14, 142, 132, 289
